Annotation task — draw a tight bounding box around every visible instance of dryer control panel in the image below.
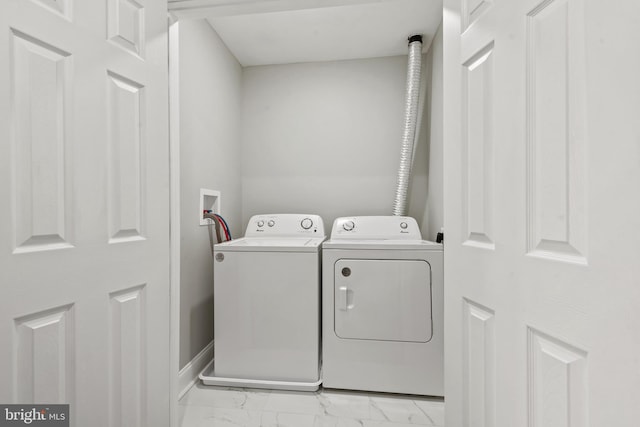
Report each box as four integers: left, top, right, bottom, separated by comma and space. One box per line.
246, 214, 325, 237
331, 216, 422, 240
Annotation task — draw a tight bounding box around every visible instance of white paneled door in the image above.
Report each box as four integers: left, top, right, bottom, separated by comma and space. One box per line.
444, 0, 640, 426
0, 0, 170, 426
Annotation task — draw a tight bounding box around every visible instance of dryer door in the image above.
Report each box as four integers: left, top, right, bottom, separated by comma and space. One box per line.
334, 259, 432, 342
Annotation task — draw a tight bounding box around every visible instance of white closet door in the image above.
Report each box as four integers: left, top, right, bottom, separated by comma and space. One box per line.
0, 0, 170, 426
444, 0, 640, 426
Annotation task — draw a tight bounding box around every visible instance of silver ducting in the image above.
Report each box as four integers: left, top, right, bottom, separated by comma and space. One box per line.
392, 35, 423, 216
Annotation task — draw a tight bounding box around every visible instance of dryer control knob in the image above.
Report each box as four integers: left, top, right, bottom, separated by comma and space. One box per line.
343, 220, 355, 231
301, 218, 313, 229
257, 220, 265, 227
267, 220, 275, 227
400, 222, 408, 229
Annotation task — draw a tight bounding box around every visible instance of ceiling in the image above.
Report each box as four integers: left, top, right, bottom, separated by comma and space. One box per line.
193, 0, 443, 67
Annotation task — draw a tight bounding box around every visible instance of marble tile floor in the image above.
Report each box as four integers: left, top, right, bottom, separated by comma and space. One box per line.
179, 383, 444, 427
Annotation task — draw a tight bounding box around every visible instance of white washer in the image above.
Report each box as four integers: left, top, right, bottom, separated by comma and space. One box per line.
199, 214, 325, 391
322, 216, 443, 396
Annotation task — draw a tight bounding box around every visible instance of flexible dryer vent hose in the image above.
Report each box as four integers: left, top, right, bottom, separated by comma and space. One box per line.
392, 35, 423, 216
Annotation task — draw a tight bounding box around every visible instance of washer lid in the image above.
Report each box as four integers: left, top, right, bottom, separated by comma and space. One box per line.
215, 237, 326, 252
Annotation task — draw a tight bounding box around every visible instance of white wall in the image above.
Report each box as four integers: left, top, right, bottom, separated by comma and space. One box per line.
240, 50, 443, 239
241, 57, 411, 230
416, 24, 444, 240
178, 20, 242, 369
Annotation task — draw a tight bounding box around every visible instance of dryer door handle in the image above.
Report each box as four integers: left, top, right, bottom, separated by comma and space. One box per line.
337, 286, 354, 311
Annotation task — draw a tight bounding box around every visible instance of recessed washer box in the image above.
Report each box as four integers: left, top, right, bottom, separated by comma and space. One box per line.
199, 189, 220, 225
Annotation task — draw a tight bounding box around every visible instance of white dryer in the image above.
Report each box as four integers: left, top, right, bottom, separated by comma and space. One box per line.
322, 216, 443, 396
199, 214, 325, 391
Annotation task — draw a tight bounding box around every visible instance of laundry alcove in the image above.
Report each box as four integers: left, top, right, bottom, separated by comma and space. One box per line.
167, 0, 444, 403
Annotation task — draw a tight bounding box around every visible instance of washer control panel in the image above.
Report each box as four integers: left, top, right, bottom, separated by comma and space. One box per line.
246, 214, 325, 237
331, 216, 422, 240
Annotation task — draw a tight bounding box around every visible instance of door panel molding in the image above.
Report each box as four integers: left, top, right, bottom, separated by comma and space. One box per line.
527, 327, 588, 427
108, 0, 145, 57
462, 41, 495, 250
109, 285, 147, 427
462, 298, 495, 427
14, 304, 75, 404
106, 70, 146, 244
526, 0, 588, 265
10, 29, 74, 254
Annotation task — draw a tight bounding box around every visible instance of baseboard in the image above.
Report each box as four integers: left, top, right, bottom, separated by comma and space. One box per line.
178, 340, 213, 400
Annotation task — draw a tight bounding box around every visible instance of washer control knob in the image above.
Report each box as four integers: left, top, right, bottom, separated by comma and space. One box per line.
301, 218, 313, 230
343, 220, 355, 231
257, 220, 265, 227
400, 222, 408, 229
267, 220, 275, 227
